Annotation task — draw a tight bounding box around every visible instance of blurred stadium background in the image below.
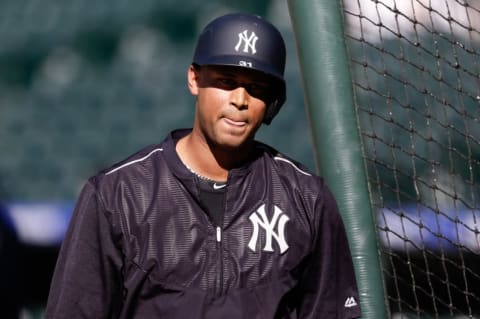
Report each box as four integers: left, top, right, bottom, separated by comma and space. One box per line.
0, 0, 479, 318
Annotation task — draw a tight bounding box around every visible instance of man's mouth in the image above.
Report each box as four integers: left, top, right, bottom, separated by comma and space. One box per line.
223, 117, 247, 127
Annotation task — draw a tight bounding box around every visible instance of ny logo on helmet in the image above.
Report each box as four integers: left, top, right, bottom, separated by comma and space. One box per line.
248, 204, 289, 254
235, 30, 258, 54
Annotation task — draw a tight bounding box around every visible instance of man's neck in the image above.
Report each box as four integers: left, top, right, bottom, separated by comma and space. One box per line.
175, 132, 253, 182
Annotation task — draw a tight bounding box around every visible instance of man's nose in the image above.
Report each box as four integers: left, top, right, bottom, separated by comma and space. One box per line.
230, 86, 249, 109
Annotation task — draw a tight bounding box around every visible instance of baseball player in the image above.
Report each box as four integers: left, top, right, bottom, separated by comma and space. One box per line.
45, 13, 362, 318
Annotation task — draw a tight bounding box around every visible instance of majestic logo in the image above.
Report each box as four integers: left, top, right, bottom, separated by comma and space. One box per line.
235, 30, 258, 54
248, 204, 289, 254
344, 297, 358, 308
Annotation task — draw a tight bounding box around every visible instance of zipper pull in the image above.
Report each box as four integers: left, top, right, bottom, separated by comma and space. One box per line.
216, 226, 222, 242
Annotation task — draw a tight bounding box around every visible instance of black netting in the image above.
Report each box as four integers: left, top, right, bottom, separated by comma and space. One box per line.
343, 0, 480, 317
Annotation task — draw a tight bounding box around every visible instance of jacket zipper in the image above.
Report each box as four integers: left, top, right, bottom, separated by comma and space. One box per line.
216, 226, 222, 242
215, 225, 223, 298
215, 176, 228, 299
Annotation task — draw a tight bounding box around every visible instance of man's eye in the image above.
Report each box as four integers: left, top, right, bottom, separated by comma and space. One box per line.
247, 84, 265, 91
218, 78, 237, 88
246, 84, 268, 95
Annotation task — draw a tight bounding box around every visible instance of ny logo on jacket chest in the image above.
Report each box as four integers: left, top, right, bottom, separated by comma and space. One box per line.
248, 204, 289, 254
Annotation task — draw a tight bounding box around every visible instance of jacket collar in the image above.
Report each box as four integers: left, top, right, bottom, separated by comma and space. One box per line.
163, 129, 265, 183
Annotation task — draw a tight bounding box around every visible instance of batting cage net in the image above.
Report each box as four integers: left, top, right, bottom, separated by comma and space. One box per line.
342, 0, 480, 317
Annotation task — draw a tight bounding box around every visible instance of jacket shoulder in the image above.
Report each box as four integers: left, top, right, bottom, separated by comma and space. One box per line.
257, 142, 321, 183
85, 144, 166, 193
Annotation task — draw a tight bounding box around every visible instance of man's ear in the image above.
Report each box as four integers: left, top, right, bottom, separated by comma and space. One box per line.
188, 64, 199, 96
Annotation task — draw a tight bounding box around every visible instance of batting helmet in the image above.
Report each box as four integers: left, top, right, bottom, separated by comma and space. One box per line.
192, 13, 286, 124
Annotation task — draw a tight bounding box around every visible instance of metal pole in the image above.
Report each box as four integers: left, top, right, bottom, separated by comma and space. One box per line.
287, 1, 389, 317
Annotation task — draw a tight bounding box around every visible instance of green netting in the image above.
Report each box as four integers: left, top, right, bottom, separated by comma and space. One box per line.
342, 0, 480, 317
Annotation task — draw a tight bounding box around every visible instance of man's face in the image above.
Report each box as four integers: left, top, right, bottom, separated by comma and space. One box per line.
188, 65, 273, 149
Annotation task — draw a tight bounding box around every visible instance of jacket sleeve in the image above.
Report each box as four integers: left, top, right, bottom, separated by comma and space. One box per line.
45, 179, 124, 318
296, 185, 362, 319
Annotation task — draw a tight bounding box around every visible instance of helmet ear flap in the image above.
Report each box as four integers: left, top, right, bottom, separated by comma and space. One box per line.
263, 100, 281, 125
263, 79, 286, 125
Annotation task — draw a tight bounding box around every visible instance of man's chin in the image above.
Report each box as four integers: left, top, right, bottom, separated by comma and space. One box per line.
212, 134, 255, 151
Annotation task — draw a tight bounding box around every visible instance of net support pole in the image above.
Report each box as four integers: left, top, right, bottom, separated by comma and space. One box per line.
287, 1, 388, 318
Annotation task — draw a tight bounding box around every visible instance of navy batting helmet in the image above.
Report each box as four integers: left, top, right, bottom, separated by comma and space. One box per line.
192, 13, 286, 124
